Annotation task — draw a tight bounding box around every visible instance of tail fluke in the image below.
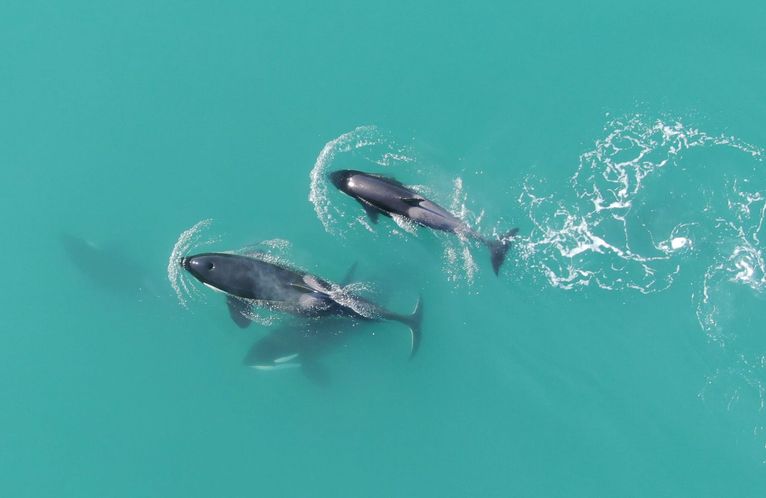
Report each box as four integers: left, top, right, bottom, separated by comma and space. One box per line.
487, 228, 519, 275
397, 297, 423, 358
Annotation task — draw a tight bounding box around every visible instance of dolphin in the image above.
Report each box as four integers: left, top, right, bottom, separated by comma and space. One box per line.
328, 169, 519, 274
243, 319, 362, 384
60, 233, 159, 298
180, 252, 422, 356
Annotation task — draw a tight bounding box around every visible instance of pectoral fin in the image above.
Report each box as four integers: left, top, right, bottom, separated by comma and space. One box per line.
226, 295, 252, 328
356, 199, 383, 223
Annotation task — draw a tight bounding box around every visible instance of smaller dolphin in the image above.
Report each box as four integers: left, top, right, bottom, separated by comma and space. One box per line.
180, 252, 422, 356
328, 170, 519, 275
243, 319, 361, 384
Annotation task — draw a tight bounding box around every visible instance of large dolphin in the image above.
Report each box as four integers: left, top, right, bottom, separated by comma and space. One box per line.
328, 169, 519, 275
180, 252, 422, 356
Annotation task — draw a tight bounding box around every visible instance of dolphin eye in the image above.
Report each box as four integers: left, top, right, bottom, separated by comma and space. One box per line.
207, 262, 215, 271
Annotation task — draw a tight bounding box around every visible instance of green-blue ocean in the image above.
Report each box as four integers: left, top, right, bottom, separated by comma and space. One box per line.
3, 1, 766, 496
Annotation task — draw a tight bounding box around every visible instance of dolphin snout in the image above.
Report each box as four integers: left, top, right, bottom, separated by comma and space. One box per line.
180, 257, 191, 270
328, 170, 350, 189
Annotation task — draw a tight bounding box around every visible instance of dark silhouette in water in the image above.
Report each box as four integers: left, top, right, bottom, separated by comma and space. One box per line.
328, 169, 518, 274
60, 233, 158, 298
243, 319, 366, 384
180, 252, 422, 356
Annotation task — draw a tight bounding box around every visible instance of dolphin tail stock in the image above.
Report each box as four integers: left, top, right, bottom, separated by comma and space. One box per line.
392, 297, 423, 358
485, 228, 519, 275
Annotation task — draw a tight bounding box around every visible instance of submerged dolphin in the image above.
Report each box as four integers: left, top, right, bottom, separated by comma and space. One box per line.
60, 233, 159, 298
243, 319, 362, 384
180, 252, 422, 356
328, 169, 519, 274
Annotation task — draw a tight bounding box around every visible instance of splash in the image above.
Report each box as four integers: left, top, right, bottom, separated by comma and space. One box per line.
327, 281, 381, 320
226, 271, 380, 326
167, 219, 214, 308
516, 113, 766, 431
443, 177, 480, 285
695, 184, 766, 345
518, 115, 762, 294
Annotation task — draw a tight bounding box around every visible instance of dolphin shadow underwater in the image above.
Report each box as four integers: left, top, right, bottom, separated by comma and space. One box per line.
60, 233, 161, 299
180, 252, 423, 358
243, 318, 378, 384
329, 169, 519, 275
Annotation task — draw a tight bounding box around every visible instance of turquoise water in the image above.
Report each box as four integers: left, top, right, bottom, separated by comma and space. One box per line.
3, 1, 766, 496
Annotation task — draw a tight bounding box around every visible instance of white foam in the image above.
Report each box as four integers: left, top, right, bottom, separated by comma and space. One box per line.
670, 237, 689, 250
167, 219, 213, 308
518, 114, 763, 295
515, 113, 766, 421
439, 176, 483, 286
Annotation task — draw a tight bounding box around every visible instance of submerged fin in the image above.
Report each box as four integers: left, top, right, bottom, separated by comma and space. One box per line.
486, 228, 519, 275
355, 199, 382, 223
226, 295, 252, 328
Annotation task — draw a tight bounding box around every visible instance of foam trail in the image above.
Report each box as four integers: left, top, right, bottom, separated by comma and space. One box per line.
514, 113, 766, 427
518, 115, 762, 295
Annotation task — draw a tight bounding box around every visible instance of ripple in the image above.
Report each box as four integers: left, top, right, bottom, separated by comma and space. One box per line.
167, 219, 214, 308
518, 114, 762, 295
